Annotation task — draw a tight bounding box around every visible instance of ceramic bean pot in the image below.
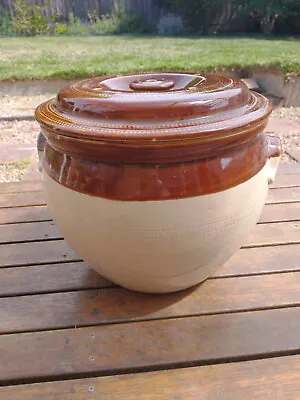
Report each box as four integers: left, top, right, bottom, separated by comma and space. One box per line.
35, 72, 281, 293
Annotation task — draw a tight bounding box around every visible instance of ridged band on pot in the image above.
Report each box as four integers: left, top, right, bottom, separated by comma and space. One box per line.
35, 72, 278, 201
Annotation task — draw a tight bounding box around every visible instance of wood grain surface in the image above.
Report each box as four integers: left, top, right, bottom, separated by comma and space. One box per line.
1, 307, 300, 383
1, 271, 300, 334
0, 163, 300, 398
1, 355, 300, 400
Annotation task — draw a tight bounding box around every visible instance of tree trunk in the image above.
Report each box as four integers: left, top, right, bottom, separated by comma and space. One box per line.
260, 14, 277, 35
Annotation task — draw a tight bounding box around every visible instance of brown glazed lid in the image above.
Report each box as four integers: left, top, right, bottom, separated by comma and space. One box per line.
35, 72, 271, 163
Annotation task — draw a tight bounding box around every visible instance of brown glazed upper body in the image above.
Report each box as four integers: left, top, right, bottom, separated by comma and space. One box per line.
35, 72, 278, 201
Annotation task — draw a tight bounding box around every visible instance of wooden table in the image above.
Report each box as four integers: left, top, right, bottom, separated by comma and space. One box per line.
1, 163, 300, 399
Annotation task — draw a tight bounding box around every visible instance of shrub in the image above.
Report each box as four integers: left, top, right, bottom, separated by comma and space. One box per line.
117, 12, 154, 33
157, 13, 183, 35
67, 12, 89, 35
54, 22, 69, 35
89, 14, 119, 34
165, 0, 217, 33
164, 0, 240, 34
0, 10, 15, 36
13, 0, 48, 36
89, 11, 154, 35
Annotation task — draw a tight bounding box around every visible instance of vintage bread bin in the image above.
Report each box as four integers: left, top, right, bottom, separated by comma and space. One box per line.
35, 72, 281, 293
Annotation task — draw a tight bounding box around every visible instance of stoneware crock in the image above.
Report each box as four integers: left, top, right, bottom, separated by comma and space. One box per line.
35, 72, 281, 293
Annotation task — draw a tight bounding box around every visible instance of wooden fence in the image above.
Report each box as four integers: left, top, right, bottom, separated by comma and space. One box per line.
0, 0, 167, 23
0, 0, 243, 31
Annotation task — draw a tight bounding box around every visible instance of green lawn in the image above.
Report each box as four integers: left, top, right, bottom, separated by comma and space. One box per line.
0, 35, 299, 80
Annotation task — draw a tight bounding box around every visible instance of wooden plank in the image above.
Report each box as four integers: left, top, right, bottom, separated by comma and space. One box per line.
1, 238, 300, 279
0, 191, 45, 208
0, 262, 113, 296
266, 187, 300, 204
270, 172, 300, 188
277, 163, 300, 175
0, 241, 80, 267
1, 307, 300, 383
219, 244, 300, 277
0, 221, 60, 244
1, 180, 300, 209
1, 355, 300, 400
1, 271, 300, 334
1, 219, 299, 246
244, 221, 300, 247
0, 206, 51, 225
259, 202, 300, 223
0, 202, 299, 225
1, 243, 300, 296
0, 180, 42, 194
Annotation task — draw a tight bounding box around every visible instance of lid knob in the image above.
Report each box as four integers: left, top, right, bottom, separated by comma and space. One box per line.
129, 78, 175, 91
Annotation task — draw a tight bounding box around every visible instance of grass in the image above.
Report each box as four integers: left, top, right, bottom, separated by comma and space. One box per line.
0, 159, 32, 183
0, 159, 31, 168
0, 35, 299, 80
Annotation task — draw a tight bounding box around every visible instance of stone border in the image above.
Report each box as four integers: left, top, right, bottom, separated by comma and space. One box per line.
0, 79, 80, 96
0, 115, 35, 121
251, 72, 300, 107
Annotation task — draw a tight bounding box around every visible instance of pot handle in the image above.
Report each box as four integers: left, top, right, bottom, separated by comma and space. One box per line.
266, 135, 281, 184
37, 132, 46, 172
